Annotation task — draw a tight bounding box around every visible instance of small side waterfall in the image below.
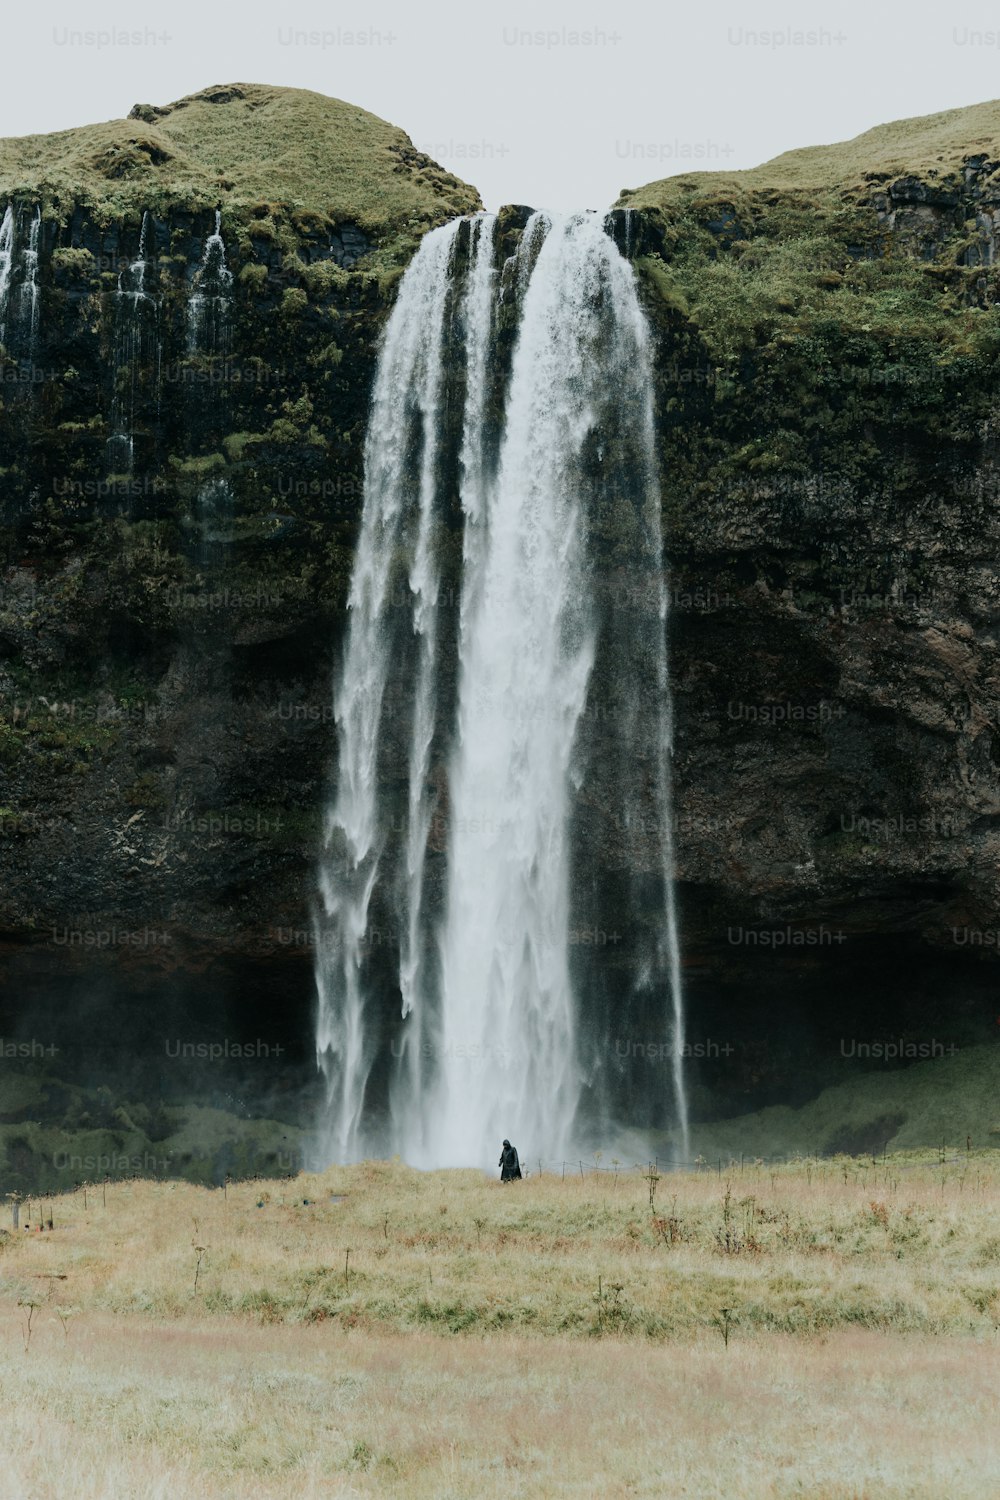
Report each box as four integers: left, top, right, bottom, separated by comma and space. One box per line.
188, 209, 233, 356
17, 207, 40, 350
107, 212, 158, 474
314, 211, 688, 1167
0, 204, 41, 353
186, 211, 234, 555
0, 203, 15, 342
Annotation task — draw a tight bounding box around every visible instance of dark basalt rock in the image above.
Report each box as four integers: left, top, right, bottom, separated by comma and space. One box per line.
887, 175, 961, 207
329, 224, 371, 268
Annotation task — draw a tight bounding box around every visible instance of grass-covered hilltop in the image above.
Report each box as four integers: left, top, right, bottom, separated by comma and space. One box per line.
618, 96, 1000, 385
1, 88, 1000, 1189
622, 96, 1000, 204
0, 81, 481, 251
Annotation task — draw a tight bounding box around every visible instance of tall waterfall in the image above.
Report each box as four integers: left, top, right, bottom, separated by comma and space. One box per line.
0, 203, 15, 342
315, 211, 688, 1167
314, 218, 464, 1163
107, 212, 157, 473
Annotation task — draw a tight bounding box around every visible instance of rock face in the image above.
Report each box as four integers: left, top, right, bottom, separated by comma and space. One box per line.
619, 101, 1000, 1121
2, 89, 1000, 1179
0, 87, 482, 1177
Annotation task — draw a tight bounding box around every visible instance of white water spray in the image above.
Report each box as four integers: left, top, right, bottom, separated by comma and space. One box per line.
0, 203, 15, 342
389, 213, 499, 1156
314, 219, 465, 1164
187, 210, 234, 551
18, 207, 40, 349
107, 212, 157, 473
188, 209, 233, 355
429, 215, 610, 1162
315, 211, 689, 1166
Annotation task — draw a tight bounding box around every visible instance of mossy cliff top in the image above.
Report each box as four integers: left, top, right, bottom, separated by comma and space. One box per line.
613, 98, 1000, 409
0, 81, 481, 238
619, 97, 1000, 212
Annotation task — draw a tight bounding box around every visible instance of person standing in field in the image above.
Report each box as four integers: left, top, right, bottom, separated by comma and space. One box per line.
499, 1139, 521, 1181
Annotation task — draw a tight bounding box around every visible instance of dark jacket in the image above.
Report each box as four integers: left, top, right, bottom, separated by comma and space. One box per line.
499, 1142, 521, 1180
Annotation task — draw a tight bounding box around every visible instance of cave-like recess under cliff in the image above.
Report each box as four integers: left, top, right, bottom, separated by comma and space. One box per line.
2, 84, 1000, 1188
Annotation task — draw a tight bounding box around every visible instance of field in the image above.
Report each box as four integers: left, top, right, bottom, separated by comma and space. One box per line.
1, 1154, 998, 1497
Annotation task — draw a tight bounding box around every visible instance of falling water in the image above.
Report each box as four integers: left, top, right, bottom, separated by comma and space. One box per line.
186, 210, 234, 555
0, 204, 42, 352
314, 218, 465, 1164
107, 212, 157, 473
624, 207, 635, 258
389, 213, 498, 1156
315, 211, 689, 1167
0, 203, 15, 342
428, 213, 605, 1162
17, 207, 40, 350
188, 209, 233, 355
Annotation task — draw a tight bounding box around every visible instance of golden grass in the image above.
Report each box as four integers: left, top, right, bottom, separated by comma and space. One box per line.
2, 1156, 999, 1495
5, 1155, 1000, 1338
1, 1318, 998, 1498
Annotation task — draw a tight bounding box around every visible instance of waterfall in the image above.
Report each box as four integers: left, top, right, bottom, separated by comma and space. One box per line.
0, 204, 41, 352
188, 209, 232, 355
0, 203, 15, 342
187, 210, 234, 556
426, 214, 604, 1162
315, 211, 688, 1167
17, 207, 40, 350
390, 213, 498, 1155
314, 218, 465, 1164
107, 212, 157, 474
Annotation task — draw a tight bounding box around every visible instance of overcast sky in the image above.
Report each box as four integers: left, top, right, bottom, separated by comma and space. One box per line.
3, 0, 999, 212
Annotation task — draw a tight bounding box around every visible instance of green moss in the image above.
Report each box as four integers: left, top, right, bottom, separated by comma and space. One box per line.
633, 254, 690, 317
668, 1045, 1000, 1160
238, 262, 268, 290
51, 247, 94, 274
280, 287, 308, 317
168, 452, 226, 478
222, 431, 267, 462
0, 721, 23, 765
309, 339, 344, 369
300, 261, 350, 299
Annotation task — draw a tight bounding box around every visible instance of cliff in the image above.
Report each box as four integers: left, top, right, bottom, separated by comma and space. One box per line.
0, 86, 481, 1184
1, 88, 999, 1185
616, 101, 1000, 1133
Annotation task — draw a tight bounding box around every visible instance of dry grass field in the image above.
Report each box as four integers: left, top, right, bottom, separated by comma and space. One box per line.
1, 1154, 998, 1497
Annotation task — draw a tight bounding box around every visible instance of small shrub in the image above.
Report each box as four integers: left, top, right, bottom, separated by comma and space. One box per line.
280, 288, 308, 317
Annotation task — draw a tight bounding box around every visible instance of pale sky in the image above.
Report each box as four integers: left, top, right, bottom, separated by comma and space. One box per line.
3, 0, 999, 212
